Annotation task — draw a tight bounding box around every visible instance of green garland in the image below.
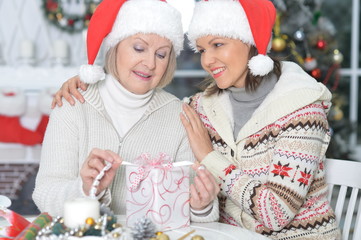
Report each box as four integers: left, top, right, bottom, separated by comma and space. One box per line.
42, 0, 101, 33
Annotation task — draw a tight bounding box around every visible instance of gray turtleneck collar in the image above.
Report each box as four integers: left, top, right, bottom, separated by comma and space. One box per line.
228, 75, 277, 140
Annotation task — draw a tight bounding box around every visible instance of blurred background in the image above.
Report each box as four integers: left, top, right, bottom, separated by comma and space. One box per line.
0, 0, 360, 217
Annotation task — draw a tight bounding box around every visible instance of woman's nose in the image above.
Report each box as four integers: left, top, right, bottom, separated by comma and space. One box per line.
142, 54, 156, 70
202, 51, 216, 68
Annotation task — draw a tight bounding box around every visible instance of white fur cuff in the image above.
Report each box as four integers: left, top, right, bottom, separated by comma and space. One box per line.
0, 88, 26, 116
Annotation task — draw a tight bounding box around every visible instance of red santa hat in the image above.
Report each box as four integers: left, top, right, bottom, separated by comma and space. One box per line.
187, 0, 276, 77
80, 0, 184, 84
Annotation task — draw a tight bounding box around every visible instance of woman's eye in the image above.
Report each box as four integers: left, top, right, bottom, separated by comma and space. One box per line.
198, 49, 205, 54
156, 53, 166, 59
134, 46, 144, 52
156, 52, 167, 59
214, 43, 223, 47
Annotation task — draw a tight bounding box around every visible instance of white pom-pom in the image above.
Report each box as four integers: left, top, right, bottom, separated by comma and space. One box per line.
79, 64, 106, 84
248, 54, 274, 76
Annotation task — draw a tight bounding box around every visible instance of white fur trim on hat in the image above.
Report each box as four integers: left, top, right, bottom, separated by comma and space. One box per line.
0, 88, 26, 116
248, 54, 274, 76
79, 64, 106, 84
187, 0, 254, 51
104, 0, 184, 55
38, 88, 58, 115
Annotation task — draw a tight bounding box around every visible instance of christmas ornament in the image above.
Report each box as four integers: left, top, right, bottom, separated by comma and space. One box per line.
191, 235, 205, 240
293, 29, 305, 41
316, 38, 327, 50
156, 233, 170, 240
311, 68, 322, 79
85, 217, 95, 226
131, 217, 156, 240
42, 0, 100, 33
303, 56, 317, 71
330, 105, 344, 121
272, 36, 287, 52
332, 49, 344, 64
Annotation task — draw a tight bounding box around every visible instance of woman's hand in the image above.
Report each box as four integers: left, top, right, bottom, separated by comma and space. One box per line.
51, 75, 88, 108
190, 162, 219, 211
80, 148, 122, 196
180, 103, 213, 162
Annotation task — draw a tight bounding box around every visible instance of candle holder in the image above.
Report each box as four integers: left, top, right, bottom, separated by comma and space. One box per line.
52, 39, 69, 67
0, 43, 5, 65
18, 39, 36, 66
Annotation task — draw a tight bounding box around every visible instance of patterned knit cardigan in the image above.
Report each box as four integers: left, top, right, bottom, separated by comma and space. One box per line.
187, 62, 341, 240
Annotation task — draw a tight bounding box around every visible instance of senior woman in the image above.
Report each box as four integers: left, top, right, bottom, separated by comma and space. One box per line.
33, 0, 219, 221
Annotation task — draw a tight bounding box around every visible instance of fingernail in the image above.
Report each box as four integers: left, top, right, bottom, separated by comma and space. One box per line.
198, 165, 206, 171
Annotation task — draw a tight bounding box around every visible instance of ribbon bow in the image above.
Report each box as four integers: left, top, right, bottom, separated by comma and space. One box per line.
129, 153, 173, 191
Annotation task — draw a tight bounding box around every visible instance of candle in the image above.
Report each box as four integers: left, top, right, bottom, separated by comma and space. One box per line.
20, 39, 35, 59
63, 198, 100, 228
53, 40, 68, 59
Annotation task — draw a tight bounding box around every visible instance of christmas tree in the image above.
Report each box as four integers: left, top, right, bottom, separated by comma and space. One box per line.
270, 0, 352, 159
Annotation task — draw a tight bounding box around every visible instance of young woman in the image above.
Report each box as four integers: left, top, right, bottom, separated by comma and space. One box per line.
50, 0, 341, 239
33, 0, 219, 221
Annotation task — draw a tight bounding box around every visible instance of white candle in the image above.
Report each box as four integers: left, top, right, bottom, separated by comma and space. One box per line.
63, 198, 100, 228
20, 39, 35, 59
53, 40, 68, 59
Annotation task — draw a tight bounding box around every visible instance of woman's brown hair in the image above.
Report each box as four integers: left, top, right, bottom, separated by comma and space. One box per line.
203, 45, 282, 96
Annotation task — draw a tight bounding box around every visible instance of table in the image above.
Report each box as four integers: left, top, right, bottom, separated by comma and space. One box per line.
117, 216, 270, 240
0, 215, 270, 240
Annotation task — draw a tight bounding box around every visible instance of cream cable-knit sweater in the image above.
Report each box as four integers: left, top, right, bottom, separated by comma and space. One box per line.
33, 82, 201, 217
188, 62, 341, 240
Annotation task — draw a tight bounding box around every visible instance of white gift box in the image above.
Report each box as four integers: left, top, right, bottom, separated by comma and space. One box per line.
125, 154, 192, 231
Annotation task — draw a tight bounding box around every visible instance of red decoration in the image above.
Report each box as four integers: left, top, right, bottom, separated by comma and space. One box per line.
271, 161, 293, 179
311, 68, 322, 79
67, 19, 75, 26
223, 164, 237, 176
0, 209, 30, 239
46, 0, 58, 12
316, 39, 327, 50
3, 92, 15, 97
297, 169, 312, 187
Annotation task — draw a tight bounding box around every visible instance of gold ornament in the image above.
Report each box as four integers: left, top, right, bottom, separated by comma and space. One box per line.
333, 49, 344, 64
112, 232, 121, 238
150, 238, 157, 240
155, 231, 163, 236
156, 233, 170, 240
191, 235, 205, 240
112, 223, 122, 228
272, 37, 286, 52
48, 14, 54, 21
90, 3, 97, 13
85, 217, 95, 225
75, 231, 84, 237
94, 223, 102, 230
56, 13, 63, 20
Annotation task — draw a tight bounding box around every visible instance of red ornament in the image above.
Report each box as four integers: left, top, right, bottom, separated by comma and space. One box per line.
311, 68, 322, 79
316, 39, 327, 50
46, 0, 58, 12
68, 19, 75, 26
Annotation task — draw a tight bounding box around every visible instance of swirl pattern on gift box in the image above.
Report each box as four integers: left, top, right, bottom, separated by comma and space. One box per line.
126, 153, 190, 230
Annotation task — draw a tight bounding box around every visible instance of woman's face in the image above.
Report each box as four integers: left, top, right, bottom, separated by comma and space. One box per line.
196, 36, 250, 89
116, 33, 172, 94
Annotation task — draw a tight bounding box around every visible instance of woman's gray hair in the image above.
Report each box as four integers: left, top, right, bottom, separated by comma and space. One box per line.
104, 43, 176, 88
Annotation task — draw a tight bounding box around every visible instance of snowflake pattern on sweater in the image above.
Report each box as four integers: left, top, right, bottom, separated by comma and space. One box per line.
188, 92, 341, 240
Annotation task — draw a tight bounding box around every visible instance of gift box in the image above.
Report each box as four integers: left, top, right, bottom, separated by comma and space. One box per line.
125, 153, 192, 231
